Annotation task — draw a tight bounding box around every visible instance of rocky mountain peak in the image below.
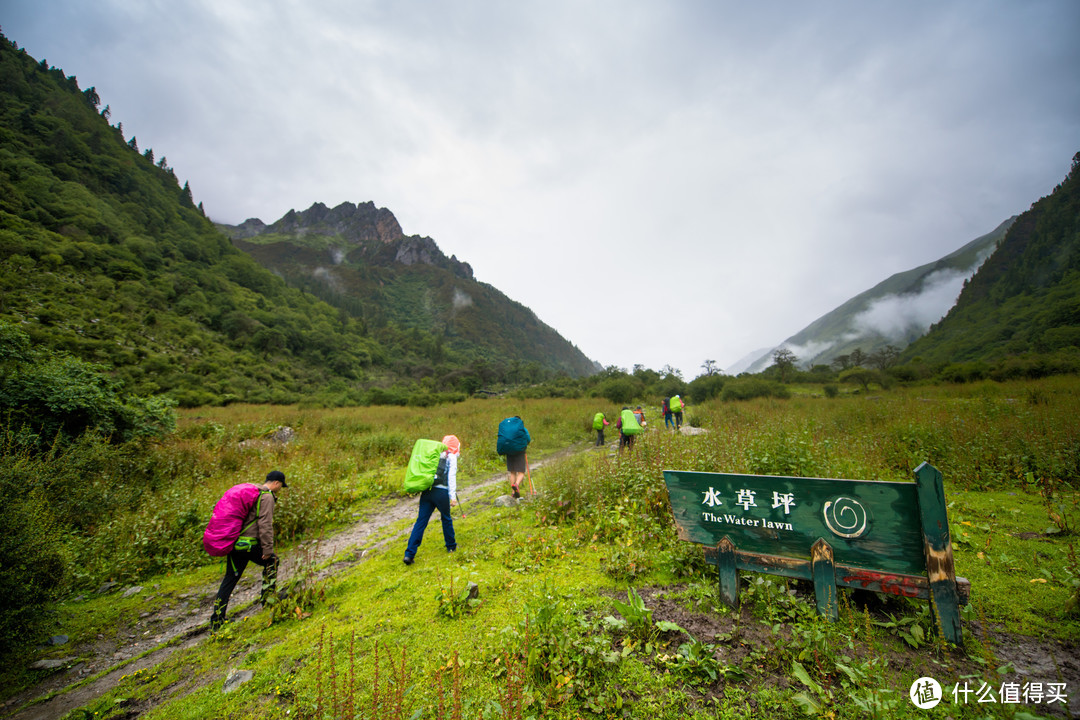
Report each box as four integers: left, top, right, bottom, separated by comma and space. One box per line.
268, 201, 404, 246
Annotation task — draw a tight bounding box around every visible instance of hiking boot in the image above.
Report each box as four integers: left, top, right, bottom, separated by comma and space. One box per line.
512, 486, 521, 499
403, 555, 414, 566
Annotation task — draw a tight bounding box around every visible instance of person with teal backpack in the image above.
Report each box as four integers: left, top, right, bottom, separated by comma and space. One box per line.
616, 406, 642, 451
403, 435, 460, 565
592, 411, 609, 446
497, 416, 531, 498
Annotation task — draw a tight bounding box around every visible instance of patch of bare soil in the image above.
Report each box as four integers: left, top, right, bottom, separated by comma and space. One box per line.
1, 449, 580, 720
634, 585, 1080, 717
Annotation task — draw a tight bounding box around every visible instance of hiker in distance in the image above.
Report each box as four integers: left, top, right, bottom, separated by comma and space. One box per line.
208, 470, 288, 632
403, 435, 460, 565
670, 394, 685, 430
662, 397, 675, 431
497, 415, 531, 498
592, 410, 610, 446
616, 406, 643, 451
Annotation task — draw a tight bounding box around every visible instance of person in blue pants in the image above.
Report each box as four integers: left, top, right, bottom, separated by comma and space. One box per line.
404, 434, 460, 565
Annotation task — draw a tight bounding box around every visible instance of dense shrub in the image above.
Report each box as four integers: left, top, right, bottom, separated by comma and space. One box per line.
593, 377, 642, 404
0, 453, 66, 657
0, 322, 176, 452
939, 362, 990, 384
721, 378, 790, 401
687, 374, 725, 403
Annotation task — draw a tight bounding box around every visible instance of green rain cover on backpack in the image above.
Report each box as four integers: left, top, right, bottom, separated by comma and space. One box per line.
403, 438, 447, 493
670, 395, 683, 412
592, 412, 606, 430
620, 408, 642, 435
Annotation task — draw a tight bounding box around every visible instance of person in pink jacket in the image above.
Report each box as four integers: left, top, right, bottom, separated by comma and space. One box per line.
210, 470, 287, 631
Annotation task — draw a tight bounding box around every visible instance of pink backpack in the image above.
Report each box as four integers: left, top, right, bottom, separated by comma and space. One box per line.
203, 483, 265, 556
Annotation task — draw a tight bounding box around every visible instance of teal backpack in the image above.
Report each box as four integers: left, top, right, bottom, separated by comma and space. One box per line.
403, 439, 447, 493
497, 417, 531, 455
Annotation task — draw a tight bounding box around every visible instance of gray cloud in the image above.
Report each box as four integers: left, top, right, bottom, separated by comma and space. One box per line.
3, 0, 1078, 375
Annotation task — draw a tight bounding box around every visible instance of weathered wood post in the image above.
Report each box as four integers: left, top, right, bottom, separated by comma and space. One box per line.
914, 462, 963, 646
717, 536, 739, 609
811, 538, 838, 621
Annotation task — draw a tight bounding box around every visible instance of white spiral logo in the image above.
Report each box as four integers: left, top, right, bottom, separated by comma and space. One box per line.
823, 496, 868, 539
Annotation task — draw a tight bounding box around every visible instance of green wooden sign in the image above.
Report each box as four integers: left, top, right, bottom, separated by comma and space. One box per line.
663, 462, 969, 645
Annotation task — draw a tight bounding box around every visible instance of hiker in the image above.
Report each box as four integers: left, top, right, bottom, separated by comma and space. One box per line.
616, 406, 641, 451
404, 435, 460, 565
633, 405, 647, 428
670, 394, 685, 430
662, 397, 675, 430
210, 470, 287, 631
497, 416, 531, 498
592, 411, 610, 446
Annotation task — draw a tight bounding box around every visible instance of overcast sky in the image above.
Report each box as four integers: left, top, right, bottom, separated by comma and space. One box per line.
4, 1, 1078, 376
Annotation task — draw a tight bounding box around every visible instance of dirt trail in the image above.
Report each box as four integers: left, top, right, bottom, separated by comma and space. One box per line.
2, 448, 585, 720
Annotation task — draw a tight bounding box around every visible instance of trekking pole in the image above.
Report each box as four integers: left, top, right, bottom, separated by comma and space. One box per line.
525, 452, 535, 496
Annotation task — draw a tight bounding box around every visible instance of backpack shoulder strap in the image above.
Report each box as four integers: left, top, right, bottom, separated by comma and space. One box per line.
238, 489, 270, 537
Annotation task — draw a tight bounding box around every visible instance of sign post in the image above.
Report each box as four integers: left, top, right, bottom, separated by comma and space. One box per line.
663, 462, 968, 645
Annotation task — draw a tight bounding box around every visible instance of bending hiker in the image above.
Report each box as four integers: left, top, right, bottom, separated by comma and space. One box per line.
633, 405, 647, 428
662, 397, 675, 430
497, 415, 531, 498
670, 394, 685, 430
208, 470, 288, 631
617, 406, 642, 451
592, 411, 609, 446
404, 435, 460, 565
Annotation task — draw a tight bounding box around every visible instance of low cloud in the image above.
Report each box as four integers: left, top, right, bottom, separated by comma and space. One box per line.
851, 250, 992, 340
312, 266, 343, 294
778, 340, 837, 365
452, 287, 473, 311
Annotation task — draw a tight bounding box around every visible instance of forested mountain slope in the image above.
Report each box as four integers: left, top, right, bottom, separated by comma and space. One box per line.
218, 202, 599, 380
0, 33, 595, 406
904, 153, 1080, 365
743, 218, 1013, 373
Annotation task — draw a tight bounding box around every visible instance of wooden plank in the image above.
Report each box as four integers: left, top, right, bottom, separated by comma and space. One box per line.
811, 538, 839, 620
914, 462, 964, 646
702, 546, 971, 605
717, 536, 739, 609
665, 470, 926, 574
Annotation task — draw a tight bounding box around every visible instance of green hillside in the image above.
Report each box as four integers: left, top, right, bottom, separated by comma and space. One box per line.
744, 218, 1014, 373
0, 33, 595, 407
904, 153, 1080, 365
218, 202, 599, 380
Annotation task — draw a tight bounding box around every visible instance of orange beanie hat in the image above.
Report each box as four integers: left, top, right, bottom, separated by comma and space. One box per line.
442, 435, 461, 454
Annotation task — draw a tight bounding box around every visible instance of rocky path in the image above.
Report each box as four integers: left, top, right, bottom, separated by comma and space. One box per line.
3, 448, 585, 720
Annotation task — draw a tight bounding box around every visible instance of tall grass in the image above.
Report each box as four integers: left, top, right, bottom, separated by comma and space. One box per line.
535, 378, 1080, 538
40, 379, 1080, 590
60, 398, 614, 588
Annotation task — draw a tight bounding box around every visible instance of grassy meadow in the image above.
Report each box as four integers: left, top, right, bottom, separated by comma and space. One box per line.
13, 378, 1080, 719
